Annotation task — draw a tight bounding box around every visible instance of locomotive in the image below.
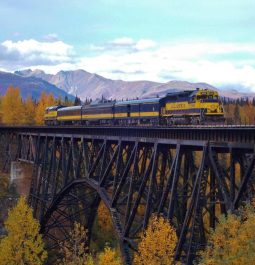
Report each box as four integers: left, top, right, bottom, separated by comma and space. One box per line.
44, 88, 225, 126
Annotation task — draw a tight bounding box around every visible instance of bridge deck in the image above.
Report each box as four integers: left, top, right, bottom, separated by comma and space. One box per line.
1, 125, 255, 144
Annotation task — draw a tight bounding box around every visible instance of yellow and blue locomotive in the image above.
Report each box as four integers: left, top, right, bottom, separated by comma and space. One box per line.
44, 88, 224, 126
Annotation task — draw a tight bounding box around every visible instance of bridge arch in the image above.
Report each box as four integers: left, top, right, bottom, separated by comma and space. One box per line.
39, 178, 130, 262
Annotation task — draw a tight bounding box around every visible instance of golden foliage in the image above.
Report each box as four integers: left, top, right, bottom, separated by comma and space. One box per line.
97, 246, 122, 265
97, 202, 113, 233
35, 92, 52, 125
2, 86, 24, 125
58, 222, 93, 265
23, 95, 36, 125
134, 215, 178, 265
0, 87, 64, 125
199, 204, 255, 265
0, 196, 47, 265
224, 102, 255, 125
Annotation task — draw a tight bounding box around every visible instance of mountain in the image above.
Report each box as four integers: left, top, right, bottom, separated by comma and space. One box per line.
15, 69, 160, 100
15, 69, 255, 100
0, 71, 74, 100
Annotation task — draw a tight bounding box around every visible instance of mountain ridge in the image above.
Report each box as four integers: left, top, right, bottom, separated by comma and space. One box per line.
0, 71, 75, 100
13, 69, 255, 100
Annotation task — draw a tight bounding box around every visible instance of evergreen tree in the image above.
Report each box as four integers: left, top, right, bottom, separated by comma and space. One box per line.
64, 96, 69, 106
74, 95, 81, 106
0, 197, 47, 265
252, 97, 255, 106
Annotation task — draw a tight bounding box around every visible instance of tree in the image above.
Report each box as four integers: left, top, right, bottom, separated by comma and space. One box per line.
74, 95, 81, 106
47, 93, 55, 106
134, 215, 178, 265
0, 196, 47, 265
97, 202, 113, 233
35, 92, 56, 125
35, 92, 48, 125
23, 95, 36, 125
58, 222, 93, 265
199, 203, 255, 265
2, 86, 24, 125
233, 104, 241, 124
97, 246, 121, 265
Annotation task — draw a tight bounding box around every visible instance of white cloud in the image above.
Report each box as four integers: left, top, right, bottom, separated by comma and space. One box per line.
1, 37, 255, 92
134, 39, 156, 50
93, 37, 157, 52
111, 37, 135, 46
0, 39, 74, 67
80, 40, 255, 91
43, 33, 59, 42
2, 39, 73, 56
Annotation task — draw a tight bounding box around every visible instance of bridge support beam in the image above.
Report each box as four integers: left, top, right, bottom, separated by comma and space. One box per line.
0, 130, 254, 264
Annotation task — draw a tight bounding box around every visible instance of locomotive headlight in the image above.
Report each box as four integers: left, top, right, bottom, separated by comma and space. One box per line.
208, 105, 217, 112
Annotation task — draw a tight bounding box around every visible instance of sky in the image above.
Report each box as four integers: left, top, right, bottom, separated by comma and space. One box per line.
0, 0, 255, 91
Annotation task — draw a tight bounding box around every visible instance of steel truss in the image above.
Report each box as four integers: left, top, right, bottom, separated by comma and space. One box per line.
0, 131, 255, 264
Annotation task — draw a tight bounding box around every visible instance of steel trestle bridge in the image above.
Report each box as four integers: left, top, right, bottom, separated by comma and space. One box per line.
0, 125, 255, 264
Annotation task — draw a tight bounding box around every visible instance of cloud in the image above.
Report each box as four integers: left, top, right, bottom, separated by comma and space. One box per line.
81, 39, 255, 91
111, 37, 135, 46
134, 39, 156, 50
1, 37, 255, 93
0, 39, 74, 70
43, 33, 60, 42
91, 37, 157, 52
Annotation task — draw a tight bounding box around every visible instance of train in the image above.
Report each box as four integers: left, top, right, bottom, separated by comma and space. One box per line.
44, 88, 225, 126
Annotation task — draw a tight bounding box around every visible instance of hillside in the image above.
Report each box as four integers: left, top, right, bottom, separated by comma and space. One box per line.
14, 69, 255, 100
15, 69, 160, 100
0, 71, 74, 100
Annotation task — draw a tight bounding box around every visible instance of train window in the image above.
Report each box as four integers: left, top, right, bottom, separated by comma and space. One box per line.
197, 95, 207, 100
189, 96, 195, 103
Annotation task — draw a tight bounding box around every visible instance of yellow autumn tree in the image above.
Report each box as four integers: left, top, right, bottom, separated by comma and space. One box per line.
199, 204, 255, 265
35, 92, 56, 125
2, 86, 24, 125
134, 215, 178, 265
58, 222, 94, 265
47, 93, 55, 106
23, 95, 36, 125
97, 246, 122, 265
199, 205, 255, 265
0, 96, 3, 123
0, 196, 47, 265
97, 202, 114, 233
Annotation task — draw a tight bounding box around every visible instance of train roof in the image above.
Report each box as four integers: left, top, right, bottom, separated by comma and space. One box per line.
115, 97, 160, 106
45, 105, 64, 111
58, 105, 82, 111
165, 88, 217, 98
83, 101, 115, 109
166, 90, 195, 97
